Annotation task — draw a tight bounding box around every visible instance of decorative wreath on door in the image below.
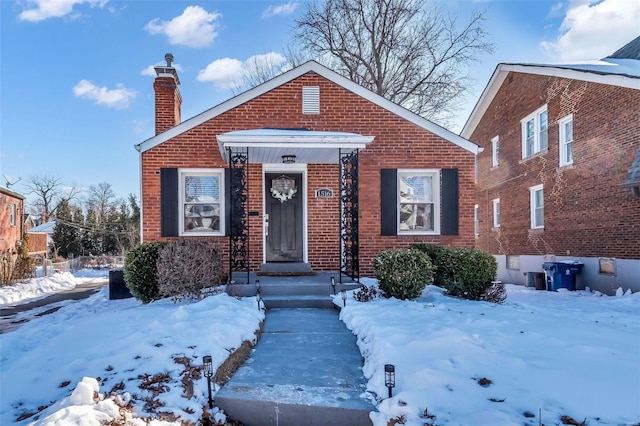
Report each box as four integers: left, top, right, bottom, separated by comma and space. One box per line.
270, 175, 297, 203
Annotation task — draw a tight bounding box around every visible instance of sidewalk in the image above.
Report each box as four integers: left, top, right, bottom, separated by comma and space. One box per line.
216, 308, 374, 426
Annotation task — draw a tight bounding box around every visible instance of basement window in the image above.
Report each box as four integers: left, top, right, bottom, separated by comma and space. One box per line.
302, 86, 320, 114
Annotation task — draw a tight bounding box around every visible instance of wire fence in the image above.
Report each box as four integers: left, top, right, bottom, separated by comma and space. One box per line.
40, 256, 125, 276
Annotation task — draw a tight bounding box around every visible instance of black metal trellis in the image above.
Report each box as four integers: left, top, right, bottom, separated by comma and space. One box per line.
339, 148, 360, 284
228, 147, 249, 284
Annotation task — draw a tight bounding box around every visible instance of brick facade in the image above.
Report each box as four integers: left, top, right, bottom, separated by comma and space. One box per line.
140, 66, 477, 278
470, 72, 640, 259
0, 187, 25, 254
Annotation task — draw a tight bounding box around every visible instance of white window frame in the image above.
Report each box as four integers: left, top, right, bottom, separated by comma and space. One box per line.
492, 198, 501, 228
521, 105, 548, 158
559, 114, 574, 167
474, 204, 479, 236
397, 169, 440, 235
10, 203, 16, 226
491, 136, 499, 167
529, 184, 544, 229
178, 168, 225, 237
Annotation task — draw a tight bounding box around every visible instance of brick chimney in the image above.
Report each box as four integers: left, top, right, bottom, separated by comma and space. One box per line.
153, 53, 182, 135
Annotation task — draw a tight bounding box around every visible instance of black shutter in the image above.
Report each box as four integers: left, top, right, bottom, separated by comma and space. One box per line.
160, 168, 179, 237
380, 169, 397, 236
441, 168, 459, 235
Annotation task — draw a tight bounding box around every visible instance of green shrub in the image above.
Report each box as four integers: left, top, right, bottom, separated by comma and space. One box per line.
123, 242, 166, 304
372, 248, 434, 300
436, 247, 497, 301
157, 239, 224, 302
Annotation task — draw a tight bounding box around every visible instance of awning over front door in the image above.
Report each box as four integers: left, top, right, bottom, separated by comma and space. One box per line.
217, 128, 374, 164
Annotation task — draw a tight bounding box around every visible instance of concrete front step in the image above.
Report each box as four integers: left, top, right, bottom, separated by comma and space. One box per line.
215, 383, 372, 426
262, 295, 335, 309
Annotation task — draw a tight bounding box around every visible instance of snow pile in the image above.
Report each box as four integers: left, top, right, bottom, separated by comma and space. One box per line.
337, 282, 640, 426
0, 288, 264, 424
0, 272, 80, 306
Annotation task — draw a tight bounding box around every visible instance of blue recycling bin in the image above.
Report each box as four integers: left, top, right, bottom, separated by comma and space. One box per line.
542, 261, 584, 291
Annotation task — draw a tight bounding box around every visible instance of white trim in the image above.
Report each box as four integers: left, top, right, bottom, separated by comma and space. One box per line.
492, 198, 501, 228
397, 169, 440, 235
178, 168, 225, 237
461, 62, 640, 139
262, 163, 308, 264
521, 105, 548, 159
559, 114, 574, 167
137, 60, 479, 155
491, 136, 499, 167
529, 184, 544, 229
474, 204, 479, 236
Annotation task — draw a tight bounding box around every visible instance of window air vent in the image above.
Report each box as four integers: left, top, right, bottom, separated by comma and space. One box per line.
302, 86, 320, 114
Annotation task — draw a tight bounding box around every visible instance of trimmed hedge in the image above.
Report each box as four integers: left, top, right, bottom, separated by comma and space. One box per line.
372, 248, 434, 300
123, 242, 166, 304
435, 247, 498, 301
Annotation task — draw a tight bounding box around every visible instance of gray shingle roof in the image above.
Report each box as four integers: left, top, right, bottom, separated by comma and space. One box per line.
608, 36, 640, 60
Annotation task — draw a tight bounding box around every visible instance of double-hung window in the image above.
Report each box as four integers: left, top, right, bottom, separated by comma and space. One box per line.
179, 169, 224, 236
559, 114, 574, 166
521, 105, 548, 158
529, 184, 544, 229
491, 136, 499, 167
492, 198, 501, 228
398, 170, 440, 234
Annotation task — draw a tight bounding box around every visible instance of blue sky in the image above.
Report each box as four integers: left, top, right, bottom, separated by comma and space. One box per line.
1, 0, 638, 207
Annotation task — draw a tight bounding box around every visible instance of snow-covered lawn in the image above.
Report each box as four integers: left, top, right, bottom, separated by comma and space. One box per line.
337, 280, 640, 426
1, 274, 638, 425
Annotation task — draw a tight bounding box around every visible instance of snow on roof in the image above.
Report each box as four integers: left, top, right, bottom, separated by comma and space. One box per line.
461, 38, 640, 139
28, 221, 56, 234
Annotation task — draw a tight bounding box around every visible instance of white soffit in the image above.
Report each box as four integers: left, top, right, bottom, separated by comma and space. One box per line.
217, 129, 374, 164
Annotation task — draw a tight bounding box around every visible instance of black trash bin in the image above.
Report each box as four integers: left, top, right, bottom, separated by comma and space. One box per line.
109, 270, 133, 300
542, 261, 584, 291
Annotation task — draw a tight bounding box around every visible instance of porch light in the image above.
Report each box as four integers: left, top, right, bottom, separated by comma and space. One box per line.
282, 155, 296, 164
203, 355, 213, 409
331, 277, 336, 294
341, 289, 347, 307
384, 364, 396, 398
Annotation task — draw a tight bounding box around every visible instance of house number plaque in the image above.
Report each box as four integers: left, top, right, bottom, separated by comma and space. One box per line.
315, 188, 334, 198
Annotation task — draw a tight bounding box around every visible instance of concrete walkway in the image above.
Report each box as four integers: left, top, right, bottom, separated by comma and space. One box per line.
216, 308, 374, 426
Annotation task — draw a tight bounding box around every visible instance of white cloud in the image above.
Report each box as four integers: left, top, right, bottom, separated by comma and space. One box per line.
262, 2, 299, 18
144, 6, 221, 48
18, 0, 107, 22
196, 57, 244, 90
197, 53, 288, 90
541, 0, 640, 61
72, 80, 136, 109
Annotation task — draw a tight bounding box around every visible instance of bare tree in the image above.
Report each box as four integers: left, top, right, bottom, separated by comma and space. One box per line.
88, 182, 116, 223
25, 174, 79, 222
294, 0, 494, 124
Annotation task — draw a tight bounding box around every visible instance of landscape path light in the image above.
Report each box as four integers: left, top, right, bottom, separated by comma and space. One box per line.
385, 364, 396, 398
203, 355, 213, 409
256, 292, 262, 311
341, 289, 347, 307
331, 276, 336, 295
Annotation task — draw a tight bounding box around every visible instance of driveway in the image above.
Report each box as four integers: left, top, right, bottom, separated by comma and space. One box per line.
0, 278, 108, 334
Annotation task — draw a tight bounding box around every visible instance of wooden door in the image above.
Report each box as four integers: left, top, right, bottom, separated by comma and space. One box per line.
265, 173, 303, 262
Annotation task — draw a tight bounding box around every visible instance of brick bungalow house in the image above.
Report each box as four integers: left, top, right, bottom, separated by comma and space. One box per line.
461, 36, 640, 294
136, 57, 480, 282
0, 186, 25, 255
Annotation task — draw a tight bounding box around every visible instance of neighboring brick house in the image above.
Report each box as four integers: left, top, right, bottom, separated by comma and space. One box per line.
462, 36, 640, 294
0, 186, 25, 255
136, 57, 480, 282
